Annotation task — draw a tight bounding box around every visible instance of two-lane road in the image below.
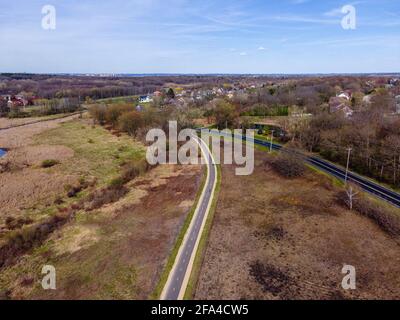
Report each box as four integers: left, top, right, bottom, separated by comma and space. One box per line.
203, 129, 400, 208
161, 135, 218, 300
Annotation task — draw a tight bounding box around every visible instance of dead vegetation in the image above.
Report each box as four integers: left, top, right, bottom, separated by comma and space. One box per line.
269, 152, 306, 179
0, 209, 73, 268
0, 155, 153, 271
249, 261, 294, 298
337, 191, 400, 236
0, 116, 203, 300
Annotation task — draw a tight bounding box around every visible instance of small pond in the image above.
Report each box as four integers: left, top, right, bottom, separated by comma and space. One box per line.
0, 149, 7, 157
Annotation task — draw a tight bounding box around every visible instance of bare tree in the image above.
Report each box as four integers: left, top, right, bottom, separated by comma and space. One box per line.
345, 185, 359, 210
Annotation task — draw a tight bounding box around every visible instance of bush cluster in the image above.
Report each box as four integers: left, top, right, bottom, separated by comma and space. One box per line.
271, 152, 306, 178
338, 192, 400, 236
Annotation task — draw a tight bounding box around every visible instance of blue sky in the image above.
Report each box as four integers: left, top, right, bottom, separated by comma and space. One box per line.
0, 0, 399, 73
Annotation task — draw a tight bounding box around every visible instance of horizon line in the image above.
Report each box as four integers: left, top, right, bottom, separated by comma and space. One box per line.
1, 72, 400, 77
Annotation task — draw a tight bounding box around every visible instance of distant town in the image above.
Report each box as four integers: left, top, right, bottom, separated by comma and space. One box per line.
1, 72, 400, 302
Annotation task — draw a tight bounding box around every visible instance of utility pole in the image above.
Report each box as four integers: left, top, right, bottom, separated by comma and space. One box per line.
345, 147, 352, 185
270, 130, 275, 153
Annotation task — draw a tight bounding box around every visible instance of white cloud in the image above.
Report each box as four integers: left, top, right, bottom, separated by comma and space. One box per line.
258, 46, 266, 50
239, 52, 247, 56
324, 7, 343, 17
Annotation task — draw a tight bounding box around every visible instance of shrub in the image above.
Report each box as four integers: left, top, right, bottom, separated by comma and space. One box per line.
41, 159, 59, 168
338, 192, 400, 236
5, 217, 33, 230
65, 178, 90, 198
67, 185, 82, 198
87, 185, 129, 211
105, 103, 133, 127
121, 160, 150, 183
5, 217, 22, 230
109, 176, 125, 188
0, 208, 73, 268
89, 104, 107, 124
54, 196, 64, 205
271, 152, 305, 178
118, 111, 144, 136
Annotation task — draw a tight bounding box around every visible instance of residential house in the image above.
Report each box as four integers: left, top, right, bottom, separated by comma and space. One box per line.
227, 91, 235, 99
337, 91, 352, 100
389, 78, 399, 86
329, 96, 353, 118
1, 94, 12, 101
363, 94, 372, 106
1, 95, 26, 112
15, 95, 29, 106
139, 95, 152, 103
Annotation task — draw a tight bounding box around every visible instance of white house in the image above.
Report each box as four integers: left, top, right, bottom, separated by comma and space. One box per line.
139, 95, 152, 103
329, 96, 354, 118
337, 92, 351, 100
363, 94, 372, 105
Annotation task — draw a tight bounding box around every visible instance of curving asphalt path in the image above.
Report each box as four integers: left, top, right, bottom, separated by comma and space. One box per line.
161, 135, 217, 300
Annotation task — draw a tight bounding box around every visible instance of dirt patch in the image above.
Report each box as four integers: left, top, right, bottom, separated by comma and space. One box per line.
2, 145, 74, 168
0, 117, 48, 129
194, 149, 400, 300
0, 114, 80, 149
249, 261, 296, 298
54, 225, 100, 255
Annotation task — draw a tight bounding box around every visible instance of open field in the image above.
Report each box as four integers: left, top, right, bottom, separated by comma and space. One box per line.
0, 117, 203, 299
0, 114, 82, 149
194, 150, 400, 300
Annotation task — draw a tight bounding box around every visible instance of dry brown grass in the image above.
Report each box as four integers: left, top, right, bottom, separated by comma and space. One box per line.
0, 164, 202, 300
194, 150, 400, 300
0, 115, 204, 300
0, 169, 77, 226
0, 114, 80, 149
